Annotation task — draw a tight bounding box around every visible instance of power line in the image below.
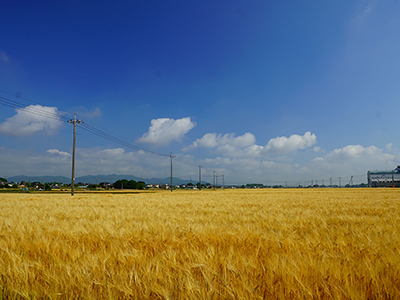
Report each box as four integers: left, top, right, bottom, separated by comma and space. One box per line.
0, 95, 172, 158
0, 91, 374, 186
0, 96, 70, 122
0, 90, 72, 111
79, 123, 169, 157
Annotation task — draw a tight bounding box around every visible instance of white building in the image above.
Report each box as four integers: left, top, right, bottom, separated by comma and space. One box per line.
368, 166, 400, 187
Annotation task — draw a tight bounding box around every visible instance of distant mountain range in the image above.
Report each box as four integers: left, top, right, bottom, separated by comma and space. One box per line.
6, 174, 190, 185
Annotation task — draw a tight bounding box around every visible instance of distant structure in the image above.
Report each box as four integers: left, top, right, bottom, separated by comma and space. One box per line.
368, 166, 400, 187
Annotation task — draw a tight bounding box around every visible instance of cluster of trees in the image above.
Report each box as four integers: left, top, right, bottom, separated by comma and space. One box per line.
113, 179, 146, 190
242, 183, 264, 189
1, 177, 147, 191
186, 182, 209, 189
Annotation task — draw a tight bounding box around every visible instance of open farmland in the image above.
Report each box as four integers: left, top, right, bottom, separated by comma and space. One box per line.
0, 189, 399, 299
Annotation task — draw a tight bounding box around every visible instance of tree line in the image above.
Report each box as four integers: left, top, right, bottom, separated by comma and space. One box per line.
113, 179, 146, 190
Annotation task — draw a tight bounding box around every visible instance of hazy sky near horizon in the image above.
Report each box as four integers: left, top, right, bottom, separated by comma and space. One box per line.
1, 1, 400, 184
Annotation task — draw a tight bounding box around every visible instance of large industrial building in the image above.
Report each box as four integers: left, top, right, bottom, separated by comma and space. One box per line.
368, 166, 400, 187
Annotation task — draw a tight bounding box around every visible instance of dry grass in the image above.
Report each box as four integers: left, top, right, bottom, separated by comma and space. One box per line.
0, 188, 399, 299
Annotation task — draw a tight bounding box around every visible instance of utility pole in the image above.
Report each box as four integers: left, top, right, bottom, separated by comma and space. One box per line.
213, 171, 216, 190
392, 170, 395, 187
330, 177, 332, 188
67, 113, 83, 196
339, 177, 341, 188
216, 175, 218, 189
198, 165, 202, 191
222, 175, 225, 189
170, 153, 176, 192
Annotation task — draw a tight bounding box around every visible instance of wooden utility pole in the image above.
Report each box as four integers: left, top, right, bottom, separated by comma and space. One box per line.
213, 171, 216, 190
198, 165, 202, 191
170, 153, 176, 192
67, 114, 83, 196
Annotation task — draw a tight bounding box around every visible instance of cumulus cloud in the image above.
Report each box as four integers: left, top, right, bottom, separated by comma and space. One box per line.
0, 146, 170, 178
386, 143, 393, 151
186, 132, 256, 150
2, 141, 399, 185
315, 144, 394, 164
264, 131, 317, 154
0, 147, 71, 177
0, 105, 63, 136
138, 117, 196, 147
47, 149, 71, 157
186, 131, 317, 157
307, 144, 397, 179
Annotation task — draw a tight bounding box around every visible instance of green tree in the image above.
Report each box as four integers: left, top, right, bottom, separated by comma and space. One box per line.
0, 177, 7, 188
137, 181, 146, 190
113, 179, 146, 190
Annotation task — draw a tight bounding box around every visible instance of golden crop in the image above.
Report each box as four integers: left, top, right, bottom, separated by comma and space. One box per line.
0, 189, 399, 299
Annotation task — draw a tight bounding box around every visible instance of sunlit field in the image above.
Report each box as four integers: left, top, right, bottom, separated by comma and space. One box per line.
0, 189, 399, 299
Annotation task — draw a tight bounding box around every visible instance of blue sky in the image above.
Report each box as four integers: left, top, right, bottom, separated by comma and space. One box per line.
1, 1, 400, 185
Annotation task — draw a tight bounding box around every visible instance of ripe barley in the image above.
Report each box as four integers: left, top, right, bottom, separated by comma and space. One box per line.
0, 189, 399, 299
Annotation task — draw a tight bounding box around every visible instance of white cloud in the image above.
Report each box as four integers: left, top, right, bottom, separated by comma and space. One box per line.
186, 131, 317, 158
0, 146, 171, 178
184, 132, 260, 157
0, 147, 72, 177
0, 105, 63, 137
324, 145, 386, 161
264, 131, 317, 154
308, 144, 397, 179
1, 141, 399, 185
138, 117, 196, 147
47, 149, 71, 157
187, 132, 256, 149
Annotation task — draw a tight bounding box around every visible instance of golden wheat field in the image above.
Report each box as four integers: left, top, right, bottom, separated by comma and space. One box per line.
0, 188, 399, 299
